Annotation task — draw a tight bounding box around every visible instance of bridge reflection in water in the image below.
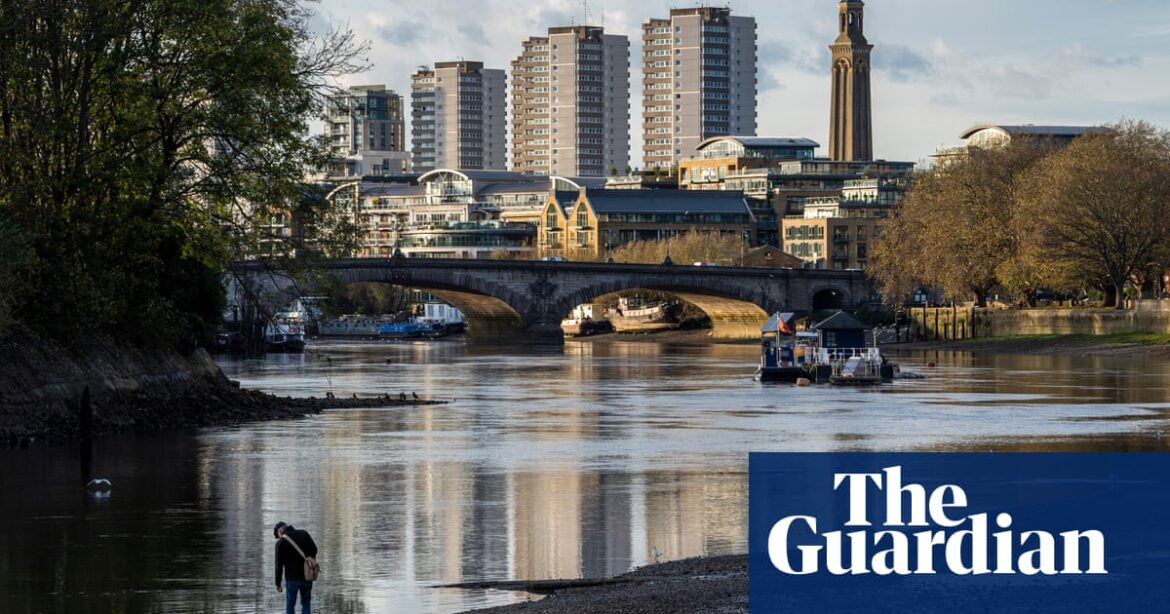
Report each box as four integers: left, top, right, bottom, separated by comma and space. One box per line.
231, 257, 873, 339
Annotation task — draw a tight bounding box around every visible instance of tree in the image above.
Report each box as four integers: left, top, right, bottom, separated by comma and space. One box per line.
608, 229, 747, 265
870, 140, 1055, 306
0, 0, 364, 346
1017, 121, 1170, 308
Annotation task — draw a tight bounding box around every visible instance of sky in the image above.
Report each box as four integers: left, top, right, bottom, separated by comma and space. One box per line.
312, 0, 1170, 165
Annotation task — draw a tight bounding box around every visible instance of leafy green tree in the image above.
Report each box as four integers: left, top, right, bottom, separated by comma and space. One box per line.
0, 0, 364, 346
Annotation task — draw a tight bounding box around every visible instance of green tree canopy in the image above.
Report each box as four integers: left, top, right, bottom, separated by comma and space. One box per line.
0, 0, 363, 345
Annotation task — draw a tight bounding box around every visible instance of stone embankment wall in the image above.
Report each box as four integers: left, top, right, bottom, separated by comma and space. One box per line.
906, 304, 1170, 340
0, 335, 307, 445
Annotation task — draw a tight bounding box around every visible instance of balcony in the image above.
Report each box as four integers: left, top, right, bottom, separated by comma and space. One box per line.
832, 234, 850, 244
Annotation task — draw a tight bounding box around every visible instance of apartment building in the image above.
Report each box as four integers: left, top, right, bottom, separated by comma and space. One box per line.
642, 7, 757, 170
325, 85, 409, 177
511, 26, 630, 177
410, 61, 506, 172
781, 177, 908, 270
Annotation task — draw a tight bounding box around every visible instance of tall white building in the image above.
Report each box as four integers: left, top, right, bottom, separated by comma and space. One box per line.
642, 7, 758, 170
511, 25, 630, 177
325, 85, 410, 177
410, 61, 506, 171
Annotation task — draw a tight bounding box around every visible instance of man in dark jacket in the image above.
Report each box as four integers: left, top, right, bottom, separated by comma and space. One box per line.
274, 521, 318, 614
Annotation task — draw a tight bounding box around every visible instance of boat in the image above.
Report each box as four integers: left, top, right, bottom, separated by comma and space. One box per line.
561, 303, 612, 337
814, 311, 894, 386
606, 297, 679, 333
754, 313, 820, 382
318, 315, 397, 338
265, 303, 307, 353
378, 321, 434, 340
754, 311, 895, 385
414, 302, 467, 338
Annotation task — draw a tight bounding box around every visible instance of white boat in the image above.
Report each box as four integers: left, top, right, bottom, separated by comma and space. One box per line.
561, 304, 611, 337
266, 301, 307, 353
606, 297, 679, 333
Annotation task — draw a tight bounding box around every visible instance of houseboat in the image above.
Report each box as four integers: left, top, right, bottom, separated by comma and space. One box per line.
755, 311, 895, 384
606, 297, 679, 333
754, 313, 820, 382
561, 303, 612, 337
318, 315, 396, 338
265, 302, 307, 353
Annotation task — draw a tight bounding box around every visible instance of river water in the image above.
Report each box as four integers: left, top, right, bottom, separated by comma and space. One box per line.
3, 340, 1169, 613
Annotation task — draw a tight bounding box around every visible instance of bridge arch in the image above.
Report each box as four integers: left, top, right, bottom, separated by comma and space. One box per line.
553, 279, 781, 340
325, 266, 528, 339
809, 284, 854, 311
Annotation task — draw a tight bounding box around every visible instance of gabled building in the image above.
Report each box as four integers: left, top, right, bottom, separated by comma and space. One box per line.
538, 189, 756, 260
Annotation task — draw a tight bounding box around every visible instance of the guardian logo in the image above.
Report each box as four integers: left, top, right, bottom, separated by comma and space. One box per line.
767, 466, 1107, 576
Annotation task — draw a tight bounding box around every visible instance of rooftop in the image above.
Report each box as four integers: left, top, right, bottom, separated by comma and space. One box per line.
582, 189, 751, 215
959, 124, 1105, 140
814, 311, 871, 331
697, 135, 821, 151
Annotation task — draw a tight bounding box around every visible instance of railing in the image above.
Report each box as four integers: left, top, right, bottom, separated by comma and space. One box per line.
817, 347, 880, 363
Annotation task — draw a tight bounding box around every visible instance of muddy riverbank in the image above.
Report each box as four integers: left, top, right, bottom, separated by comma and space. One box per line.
460, 554, 747, 614
0, 334, 441, 447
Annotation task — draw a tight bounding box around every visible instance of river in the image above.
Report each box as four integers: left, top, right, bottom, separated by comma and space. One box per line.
2, 340, 1168, 613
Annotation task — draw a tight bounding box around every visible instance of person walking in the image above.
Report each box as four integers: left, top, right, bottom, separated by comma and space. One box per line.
274, 521, 319, 614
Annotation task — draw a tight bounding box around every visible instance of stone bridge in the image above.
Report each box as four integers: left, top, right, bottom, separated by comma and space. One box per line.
230, 258, 874, 340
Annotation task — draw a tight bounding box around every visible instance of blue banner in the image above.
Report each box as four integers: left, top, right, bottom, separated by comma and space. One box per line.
748, 453, 1170, 613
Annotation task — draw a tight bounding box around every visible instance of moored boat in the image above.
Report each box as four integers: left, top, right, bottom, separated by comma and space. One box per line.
378, 321, 432, 339
606, 297, 679, 333
265, 302, 307, 353
755, 311, 896, 385
318, 315, 396, 338
561, 303, 612, 337
754, 313, 819, 382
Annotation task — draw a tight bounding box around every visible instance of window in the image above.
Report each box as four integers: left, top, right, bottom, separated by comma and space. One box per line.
576, 208, 589, 228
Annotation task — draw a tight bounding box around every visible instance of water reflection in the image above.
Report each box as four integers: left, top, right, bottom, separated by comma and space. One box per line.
1, 340, 1168, 612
